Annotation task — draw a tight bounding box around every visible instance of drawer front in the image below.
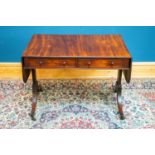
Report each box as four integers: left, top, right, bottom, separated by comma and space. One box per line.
24, 58, 76, 68
77, 59, 129, 69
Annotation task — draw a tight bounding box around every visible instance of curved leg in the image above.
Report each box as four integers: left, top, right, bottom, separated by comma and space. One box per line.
30, 69, 39, 121
114, 70, 125, 120
117, 88, 125, 120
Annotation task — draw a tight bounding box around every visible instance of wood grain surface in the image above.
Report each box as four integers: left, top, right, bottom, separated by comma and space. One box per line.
23, 35, 131, 58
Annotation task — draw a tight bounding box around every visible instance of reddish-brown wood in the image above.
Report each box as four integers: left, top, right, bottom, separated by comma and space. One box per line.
24, 58, 76, 68
77, 58, 129, 69
22, 34, 132, 121
23, 35, 131, 70
23, 35, 131, 58
23, 57, 129, 69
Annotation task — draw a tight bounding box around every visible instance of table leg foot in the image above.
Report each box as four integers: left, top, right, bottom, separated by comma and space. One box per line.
117, 97, 125, 120
120, 115, 125, 120
30, 97, 37, 121
29, 113, 36, 121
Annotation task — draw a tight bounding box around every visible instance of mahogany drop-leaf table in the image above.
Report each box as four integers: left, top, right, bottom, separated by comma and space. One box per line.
22, 35, 132, 121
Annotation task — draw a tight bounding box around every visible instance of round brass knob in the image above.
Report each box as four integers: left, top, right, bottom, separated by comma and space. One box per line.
63, 61, 66, 65
87, 61, 91, 65
39, 61, 43, 65
111, 61, 114, 65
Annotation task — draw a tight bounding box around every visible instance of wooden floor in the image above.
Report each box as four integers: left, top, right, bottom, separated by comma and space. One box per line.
0, 62, 155, 79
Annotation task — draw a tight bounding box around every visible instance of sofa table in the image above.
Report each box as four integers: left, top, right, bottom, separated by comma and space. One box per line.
22, 35, 132, 121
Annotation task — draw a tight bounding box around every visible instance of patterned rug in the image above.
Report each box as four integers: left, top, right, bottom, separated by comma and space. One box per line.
0, 79, 155, 129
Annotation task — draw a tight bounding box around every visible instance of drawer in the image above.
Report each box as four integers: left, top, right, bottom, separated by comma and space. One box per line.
24, 58, 76, 68
77, 58, 129, 69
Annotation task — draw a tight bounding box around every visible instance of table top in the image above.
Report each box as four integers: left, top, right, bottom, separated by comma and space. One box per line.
23, 34, 131, 58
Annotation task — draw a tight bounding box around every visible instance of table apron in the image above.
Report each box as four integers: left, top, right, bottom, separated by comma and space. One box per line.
23, 58, 131, 69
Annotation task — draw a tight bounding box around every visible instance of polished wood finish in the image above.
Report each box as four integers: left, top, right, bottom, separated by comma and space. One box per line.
24, 57, 130, 69
24, 58, 76, 68
22, 34, 132, 120
23, 35, 131, 58
77, 58, 129, 69
114, 70, 124, 119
